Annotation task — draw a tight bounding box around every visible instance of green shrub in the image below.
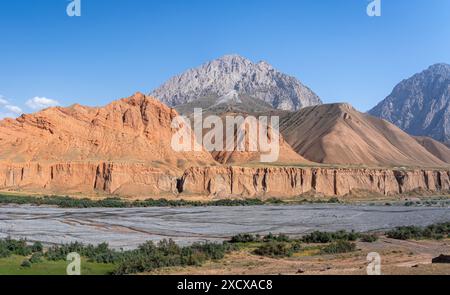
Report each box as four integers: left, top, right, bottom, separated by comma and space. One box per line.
230, 234, 259, 243
263, 233, 290, 243
422, 222, 450, 240
253, 242, 293, 258
320, 240, 356, 255
333, 230, 360, 241
302, 230, 360, 244
20, 260, 32, 268
290, 241, 303, 252
327, 197, 341, 203
31, 241, 43, 253
360, 234, 378, 243
1, 238, 32, 256
302, 231, 334, 243
29, 253, 43, 264
0, 244, 11, 258
386, 226, 424, 240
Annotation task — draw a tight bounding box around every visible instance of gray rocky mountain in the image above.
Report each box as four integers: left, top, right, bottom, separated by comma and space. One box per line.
369, 63, 450, 143
150, 55, 321, 111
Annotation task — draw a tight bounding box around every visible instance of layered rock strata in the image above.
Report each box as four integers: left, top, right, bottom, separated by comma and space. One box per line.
1, 163, 448, 199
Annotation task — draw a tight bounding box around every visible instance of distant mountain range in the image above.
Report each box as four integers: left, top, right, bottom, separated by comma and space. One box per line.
150, 54, 322, 113
1, 56, 450, 198
369, 63, 450, 144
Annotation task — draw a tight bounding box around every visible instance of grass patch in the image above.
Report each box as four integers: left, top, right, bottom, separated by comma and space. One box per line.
292, 246, 322, 257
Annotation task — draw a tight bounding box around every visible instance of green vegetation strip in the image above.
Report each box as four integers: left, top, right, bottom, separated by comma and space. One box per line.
0, 194, 341, 208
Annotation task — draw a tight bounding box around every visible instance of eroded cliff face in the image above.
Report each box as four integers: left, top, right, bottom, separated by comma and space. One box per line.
0, 162, 178, 196
1, 162, 449, 199
180, 166, 450, 198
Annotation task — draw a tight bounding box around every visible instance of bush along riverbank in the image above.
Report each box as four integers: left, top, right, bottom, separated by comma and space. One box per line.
386, 222, 450, 240
1, 193, 449, 209
0, 194, 342, 208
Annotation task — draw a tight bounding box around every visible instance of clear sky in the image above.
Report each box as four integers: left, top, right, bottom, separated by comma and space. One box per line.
0, 0, 449, 118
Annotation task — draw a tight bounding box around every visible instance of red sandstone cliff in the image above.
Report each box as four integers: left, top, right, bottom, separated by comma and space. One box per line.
1, 162, 448, 199
179, 166, 450, 199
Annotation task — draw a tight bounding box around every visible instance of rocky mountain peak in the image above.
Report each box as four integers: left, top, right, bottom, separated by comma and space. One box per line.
150, 54, 322, 111
427, 63, 450, 74
369, 63, 450, 143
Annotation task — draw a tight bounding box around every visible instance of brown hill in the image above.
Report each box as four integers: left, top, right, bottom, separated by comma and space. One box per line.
188, 111, 312, 165
0, 93, 215, 169
414, 136, 450, 164
279, 103, 448, 167
211, 116, 311, 165
211, 135, 311, 165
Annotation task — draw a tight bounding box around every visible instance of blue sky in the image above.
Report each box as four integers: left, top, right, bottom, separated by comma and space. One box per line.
0, 0, 449, 117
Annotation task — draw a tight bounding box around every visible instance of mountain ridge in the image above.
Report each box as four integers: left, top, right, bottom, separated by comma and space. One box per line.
369, 63, 450, 143
150, 54, 322, 111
